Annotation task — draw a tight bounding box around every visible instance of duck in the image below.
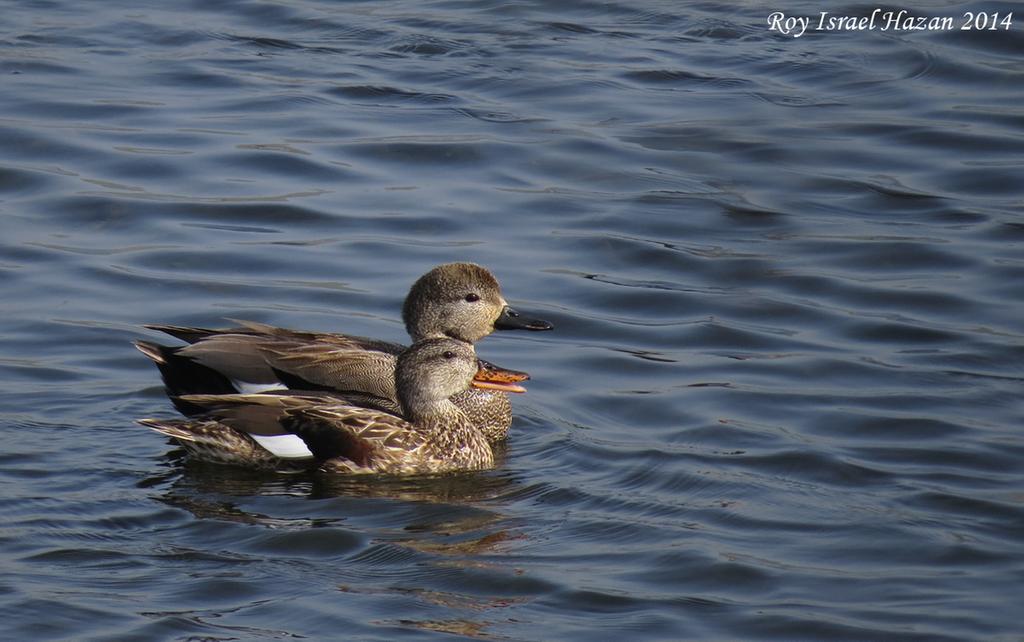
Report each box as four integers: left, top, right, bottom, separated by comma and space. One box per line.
139, 338, 525, 474
135, 262, 551, 444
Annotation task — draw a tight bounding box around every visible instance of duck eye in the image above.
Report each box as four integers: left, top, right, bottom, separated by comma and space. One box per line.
464, 293, 480, 303
442, 351, 455, 359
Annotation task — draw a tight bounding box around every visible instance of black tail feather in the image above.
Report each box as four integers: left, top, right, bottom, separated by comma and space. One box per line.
135, 340, 240, 416
143, 324, 222, 344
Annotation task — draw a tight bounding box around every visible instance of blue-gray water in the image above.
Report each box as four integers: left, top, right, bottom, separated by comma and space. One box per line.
2, 1, 1022, 640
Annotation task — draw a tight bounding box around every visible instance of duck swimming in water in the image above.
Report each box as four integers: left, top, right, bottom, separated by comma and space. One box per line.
135, 263, 551, 445
140, 338, 525, 474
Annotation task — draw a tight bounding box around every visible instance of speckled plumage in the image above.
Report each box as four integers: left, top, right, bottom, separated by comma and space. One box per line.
138, 418, 286, 470
141, 339, 502, 475
135, 262, 550, 441
448, 388, 513, 442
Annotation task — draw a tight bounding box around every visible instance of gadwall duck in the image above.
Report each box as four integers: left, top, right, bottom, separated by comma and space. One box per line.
135, 263, 551, 443
140, 338, 524, 474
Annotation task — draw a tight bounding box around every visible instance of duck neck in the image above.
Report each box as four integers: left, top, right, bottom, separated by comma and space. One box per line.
401, 394, 458, 427
404, 303, 444, 343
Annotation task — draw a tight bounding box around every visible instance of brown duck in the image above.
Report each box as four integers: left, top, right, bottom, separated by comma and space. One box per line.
140, 338, 525, 474
135, 263, 551, 444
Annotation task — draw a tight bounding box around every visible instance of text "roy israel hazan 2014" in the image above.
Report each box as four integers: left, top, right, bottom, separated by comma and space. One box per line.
767, 10, 1013, 38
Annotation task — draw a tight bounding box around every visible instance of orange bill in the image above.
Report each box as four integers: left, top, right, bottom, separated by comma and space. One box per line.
472, 358, 528, 393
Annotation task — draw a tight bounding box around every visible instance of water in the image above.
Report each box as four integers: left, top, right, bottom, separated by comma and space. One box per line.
2, 0, 1022, 639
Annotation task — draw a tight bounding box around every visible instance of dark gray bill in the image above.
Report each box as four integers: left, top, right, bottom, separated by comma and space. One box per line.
494, 306, 554, 331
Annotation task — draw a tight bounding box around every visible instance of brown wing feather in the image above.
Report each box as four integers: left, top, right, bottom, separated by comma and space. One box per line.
137, 417, 285, 468
278, 405, 427, 469
177, 393, 431, 473
227, 319, 407, 355
146, 320, 407, 393
174, 335, 286, 384
261, 345, 399, 401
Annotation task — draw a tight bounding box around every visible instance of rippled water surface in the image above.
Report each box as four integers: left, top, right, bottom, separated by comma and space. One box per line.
2, 1, 1023, 639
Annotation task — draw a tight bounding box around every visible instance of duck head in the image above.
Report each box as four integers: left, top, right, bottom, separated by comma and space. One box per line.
402, 262, 553, 343
395, 338, 527, 421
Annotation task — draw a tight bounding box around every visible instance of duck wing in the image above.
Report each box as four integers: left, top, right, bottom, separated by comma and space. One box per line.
260, 344, 400, 409
277, 404, 428, 472
148, 320, 406, 354
137, 417, 286, 468
178, 393, 426, 473
229, 320, 406, 355
142, 321, 407, 400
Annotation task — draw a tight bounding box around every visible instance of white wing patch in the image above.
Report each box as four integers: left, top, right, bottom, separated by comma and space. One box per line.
249, 433, 314, 459
231, 379, 287, 394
